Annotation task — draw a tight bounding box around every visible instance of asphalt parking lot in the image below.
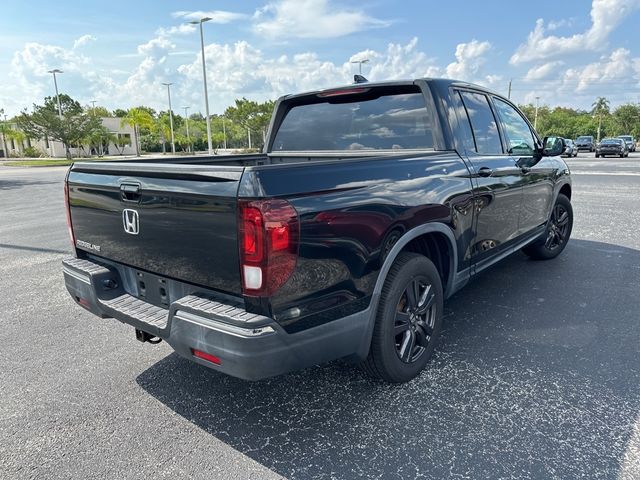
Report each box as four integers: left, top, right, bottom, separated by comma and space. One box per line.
1, 153, 639, 479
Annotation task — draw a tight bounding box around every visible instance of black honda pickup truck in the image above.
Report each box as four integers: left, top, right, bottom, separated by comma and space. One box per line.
62, 78, 572, 383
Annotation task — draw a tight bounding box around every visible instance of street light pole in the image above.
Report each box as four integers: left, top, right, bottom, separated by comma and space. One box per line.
534, 96, 541, 130
350, 59, 369, 75
162, 82, 176, 154
183, 106, 190, 152
0, 109, 8, 158
47, 69, 63, 118
190, 17, 213, 155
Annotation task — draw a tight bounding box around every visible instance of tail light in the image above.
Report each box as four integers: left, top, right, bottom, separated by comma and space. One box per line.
239, 199, 299, 296
64, 181, 76, 254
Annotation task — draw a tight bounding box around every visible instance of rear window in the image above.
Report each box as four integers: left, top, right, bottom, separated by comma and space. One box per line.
271, 87, 434, 151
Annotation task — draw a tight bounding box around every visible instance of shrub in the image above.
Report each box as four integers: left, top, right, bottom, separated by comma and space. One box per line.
22, 146, 46, 158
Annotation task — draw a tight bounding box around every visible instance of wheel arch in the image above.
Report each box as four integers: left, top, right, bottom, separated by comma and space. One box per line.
354, 223, 458, 361
375, 223, 458, 300
559, 183, 572, 200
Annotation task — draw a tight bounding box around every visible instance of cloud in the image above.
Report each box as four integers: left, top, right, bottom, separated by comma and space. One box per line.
156, 24, 197, 36
517, 48, 640, 107
511, 0, 640, 65
252, 0, 390, 39
176, 38, 446, 106
73, 34, 96, 49
445, 40, 492, 79
171, 10, 247, 23
562, 48, 640, 93
524, 61, 565, 81
2, 33, 501, 117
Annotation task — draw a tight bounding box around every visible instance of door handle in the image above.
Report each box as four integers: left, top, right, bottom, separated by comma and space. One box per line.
120, 183, 141, 203
477, 167, 493, 177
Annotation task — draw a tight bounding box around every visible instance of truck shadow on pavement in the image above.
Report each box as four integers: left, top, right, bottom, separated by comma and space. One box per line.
137, 239, 640, 479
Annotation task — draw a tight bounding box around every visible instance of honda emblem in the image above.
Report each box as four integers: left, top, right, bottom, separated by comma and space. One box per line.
122, 209, 140, 235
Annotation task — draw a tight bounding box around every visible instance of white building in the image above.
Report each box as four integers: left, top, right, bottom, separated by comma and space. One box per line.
1, 117, 138, 158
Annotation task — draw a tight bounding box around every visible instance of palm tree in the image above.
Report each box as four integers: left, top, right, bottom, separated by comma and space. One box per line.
591, 97, 610, 142
121, 107, 154, 156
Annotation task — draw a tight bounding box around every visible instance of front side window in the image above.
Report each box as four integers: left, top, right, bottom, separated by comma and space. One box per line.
492, 97, 536, 156
459, 91, 503, 155
271, 87, 434, 151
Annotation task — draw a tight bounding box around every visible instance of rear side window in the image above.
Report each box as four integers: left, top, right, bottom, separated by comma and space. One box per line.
459, 91, 503, 155
271, 87, 434, 151
451, 91, 476, 152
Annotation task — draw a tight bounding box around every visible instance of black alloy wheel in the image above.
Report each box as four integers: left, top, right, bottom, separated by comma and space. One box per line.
393, 276, 437, 363
362, 252, 443, 383
544, 202, 571, 252
523, 193, 573, 260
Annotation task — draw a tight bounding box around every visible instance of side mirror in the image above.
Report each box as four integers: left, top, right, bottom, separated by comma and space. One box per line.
542, 136, 565, 157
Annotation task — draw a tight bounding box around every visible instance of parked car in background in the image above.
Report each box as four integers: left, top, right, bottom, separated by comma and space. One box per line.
575, 135, 595, 152
618, 135, 636, 152
563, 139, 578, 157
596, 138, 629, 158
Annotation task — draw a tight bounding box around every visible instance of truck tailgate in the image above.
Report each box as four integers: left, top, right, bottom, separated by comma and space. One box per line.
67, 162, 244, 295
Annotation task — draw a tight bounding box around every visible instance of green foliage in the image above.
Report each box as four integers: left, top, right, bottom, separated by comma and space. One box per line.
519, 98, 640, 141
16, 95, 102, 159
21, 146, 46, 158
83, 125, 115, 156
612, 104, 640, 137
43, 94, 83, 116
591, 97, 610, 116
224, 98, 275, 149
88, 106, 112, 117
121, 107, 156, 155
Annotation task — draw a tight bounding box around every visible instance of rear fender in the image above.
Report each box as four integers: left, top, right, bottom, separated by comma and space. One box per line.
352, 222, 459, 360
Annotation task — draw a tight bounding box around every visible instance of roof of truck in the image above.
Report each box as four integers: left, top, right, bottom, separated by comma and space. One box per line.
281, 77, 501, 101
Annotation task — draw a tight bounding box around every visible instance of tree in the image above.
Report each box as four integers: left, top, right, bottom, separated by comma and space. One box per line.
121, 107, 155, 156
113, 108, 128, 118
16, 96, 101, 159
3, 125, 28, 154
43, 93, 83, 116
224, 98, 275, 149
612, 104, 640, 137
83, 125, 115, 156
88, 106, 111, 117
591, 97, 610, 142
113, 133, 132, 155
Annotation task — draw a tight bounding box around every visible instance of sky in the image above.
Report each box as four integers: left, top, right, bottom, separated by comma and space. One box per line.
1, 0, 639, 117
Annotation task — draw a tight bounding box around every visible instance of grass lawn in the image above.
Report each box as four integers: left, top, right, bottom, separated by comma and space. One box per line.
2, 157, 120, 167
3, 159, 76, 167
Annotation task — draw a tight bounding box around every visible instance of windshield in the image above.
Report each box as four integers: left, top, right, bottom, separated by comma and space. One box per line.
577, 136, 593, 141
271, 87, 434, 151
601, 139, 621, 144
619, 136, 632, 141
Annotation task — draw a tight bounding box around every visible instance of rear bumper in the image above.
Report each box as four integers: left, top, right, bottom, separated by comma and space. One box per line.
62, 257, 372, 380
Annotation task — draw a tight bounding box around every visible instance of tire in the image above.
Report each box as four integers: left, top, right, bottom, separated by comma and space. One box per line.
362, 252, 443, 383
522, 194, 573, 260
620, 153, 624, 158
595, 153, 600, 158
